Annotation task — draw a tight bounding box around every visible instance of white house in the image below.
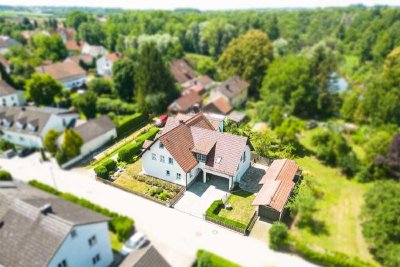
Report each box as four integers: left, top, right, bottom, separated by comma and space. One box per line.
36, 61, 87, 89
96, 53, 122, 77
0, 54, 11, 73
58, 116, 117, 168
81, 43, 106, 58
210, 76, 249, 108
0, 106, 79, 148
0, 36, 22, 54
0, 181, 114, 267
0, 80, 24, 107
141, 113, 252, 190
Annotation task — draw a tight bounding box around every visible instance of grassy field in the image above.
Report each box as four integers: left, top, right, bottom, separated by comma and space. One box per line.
0, 10, 53, 18
294, 127, 374, 261
218, 190, 256, 225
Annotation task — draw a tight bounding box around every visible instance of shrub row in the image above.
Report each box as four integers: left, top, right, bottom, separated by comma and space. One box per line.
0, 170, 12, 181
97, 97, 136, 116
28, 180, 134, 241
196, 250, 240, 267
148, 187, 171, 201
205, 200, 247, 230
292, 239, 376, 267
94, 159, 117, 179
115, 113, 147, 136
118, 127, 160, 163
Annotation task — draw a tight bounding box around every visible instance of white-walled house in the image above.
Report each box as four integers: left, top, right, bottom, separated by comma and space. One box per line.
81, 43, 106, 58
141, 113, 252, 190
0, 80, 24, 107
36, 61, 87, 90
96, 53, 122, 77
0, 106, 79, 148
0, 181, 114, 267
57, 116, 117, 168
210, 76, 249, 108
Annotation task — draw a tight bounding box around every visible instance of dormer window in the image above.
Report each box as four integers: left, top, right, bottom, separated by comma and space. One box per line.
27, 123, 37, 132
3, 119, 11, 128
215, 157, 222, 164
16, 121, 25, 130
196, 153, 206, 163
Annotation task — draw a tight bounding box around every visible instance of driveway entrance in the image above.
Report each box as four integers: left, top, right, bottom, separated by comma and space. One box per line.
173, 176, 229, 218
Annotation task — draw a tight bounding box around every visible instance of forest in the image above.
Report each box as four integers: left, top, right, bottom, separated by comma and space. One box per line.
0, 5, 400, 267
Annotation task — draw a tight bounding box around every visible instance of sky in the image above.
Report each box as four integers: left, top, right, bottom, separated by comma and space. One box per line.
1, 0, 399, 10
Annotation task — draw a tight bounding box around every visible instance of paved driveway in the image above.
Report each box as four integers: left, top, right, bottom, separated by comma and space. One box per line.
174, 176, 229, 218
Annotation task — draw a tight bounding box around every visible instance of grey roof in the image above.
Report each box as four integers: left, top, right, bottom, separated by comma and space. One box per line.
215, 76, 249, 99
0, 36, 22, 49
74, 116, 116, 143
0, 80, 17, 97
0, 106, 77, 137
120, 245, 171, 267
0, 181, 110, 267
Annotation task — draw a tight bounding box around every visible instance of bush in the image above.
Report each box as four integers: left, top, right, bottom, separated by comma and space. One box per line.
205, 200, 247, 230
0, 170, 12, 181
55, 150, 68, 165
97, 97, 136, 115
94, 165, 108, 179
196, 250, 240, 267
269, 222, 289, 250
149, 187, 163, 197
159, 191, 169, 201
103, 159, 117, 172
293, 239, 375, 267
115, 113, 146, 136
0, 140, 15, 151
28, 180, 134, 241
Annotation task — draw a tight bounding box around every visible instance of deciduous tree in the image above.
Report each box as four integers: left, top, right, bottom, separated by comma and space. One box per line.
25, 73, 62, 106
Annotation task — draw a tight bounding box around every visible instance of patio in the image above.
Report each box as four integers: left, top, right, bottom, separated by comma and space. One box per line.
239, 163, 268, 193
173, 176, 229, 218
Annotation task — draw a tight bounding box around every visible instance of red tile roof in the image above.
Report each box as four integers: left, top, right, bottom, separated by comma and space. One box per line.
106, 52, 122, 62
203, 97, 233, 115
35, 61, 86, 81
168, 91, 202, 113
169, 59, 196, 84
215, 76, 249, 99
252, 159, 299, 212
65, 40, 83, 51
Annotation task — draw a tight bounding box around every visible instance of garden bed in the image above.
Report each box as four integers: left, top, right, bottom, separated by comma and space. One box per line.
205, 190, 257, 235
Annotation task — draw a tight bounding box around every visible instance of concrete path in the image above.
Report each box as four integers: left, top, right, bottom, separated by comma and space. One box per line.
0, 153, 318, 267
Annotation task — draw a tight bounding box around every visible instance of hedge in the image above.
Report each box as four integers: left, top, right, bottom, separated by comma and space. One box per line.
205, 200, 247, 230
115, 113, 147, 136
292, 239, 376, 267
28, 180, 134, 241
196, 250, 240, 267
0, 170, 12, 181
269, 222, 289, 251
97, 97, 136, 115
94, 165, 108, 179
118, 127, 160, 163
103, 159, 117, 172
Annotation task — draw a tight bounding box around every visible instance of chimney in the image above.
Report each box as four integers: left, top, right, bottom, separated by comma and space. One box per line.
225, 84, 230, 91
179, 120, 185, 124
40, 203, 53, 215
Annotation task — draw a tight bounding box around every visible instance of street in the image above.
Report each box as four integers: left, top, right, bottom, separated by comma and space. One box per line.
0, 153, 317, 267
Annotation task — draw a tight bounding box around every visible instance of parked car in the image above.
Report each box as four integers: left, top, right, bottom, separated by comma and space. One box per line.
17, 148, 34, 157
3, 149, 15, 159
120, 232, 147, 256
155, 115, 168, 127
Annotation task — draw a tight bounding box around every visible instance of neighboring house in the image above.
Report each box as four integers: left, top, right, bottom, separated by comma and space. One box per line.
0, 181, 114, 267
0, 54, 11, 73
57, 27, 76, 43
96, 53, 122, 77
141, 112, 252, 190
0, 106, 79, 148
210, 76, 249, 108
167, 91, 202, 114
57, 116, 117, 168
252, 159, 301, 221
66, 40, 84, 54
0, 36, 22, 54
0, 80, 24, 107
36, 61, 87, 89
169, 59, 196, 84
65, 54, 94, 66
81, 43, 106, 58
120, 245, 171, 267
169, 113, 224, 132
182, 75, 214, 90
202, 96, 233, 115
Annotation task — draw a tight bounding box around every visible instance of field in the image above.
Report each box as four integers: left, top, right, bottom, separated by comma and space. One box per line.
293, 127, 375, 261
218, 190, 256, 225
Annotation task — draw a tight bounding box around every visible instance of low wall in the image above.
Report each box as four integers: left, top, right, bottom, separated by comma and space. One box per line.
205, 210, 258, 236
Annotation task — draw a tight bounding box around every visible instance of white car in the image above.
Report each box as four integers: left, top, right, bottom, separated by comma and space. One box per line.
120, 232, 147, 256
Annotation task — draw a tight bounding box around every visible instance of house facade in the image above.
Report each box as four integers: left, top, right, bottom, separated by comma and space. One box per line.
210, 76, 249, 108
36, 61, 87, 89
0, 106, 79, 148
81, 43, 107, 58
0, 80, 25, 107
141, 113, 252, 190
0, 181, 114, 267
96, 53, 121, 77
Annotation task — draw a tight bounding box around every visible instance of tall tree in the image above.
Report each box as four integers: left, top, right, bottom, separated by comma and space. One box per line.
78, 22, 106, 46
135, 42, 177, 113
386, 133, 400, 180
218, 30, 274, 96
268, 15, 280, 41
30, 34, 67, 61
72, 91, 97, 119
43, 129, 60, 155
65, 11, 89, 30
25, 74, 62, 106
112, 58, 135, 101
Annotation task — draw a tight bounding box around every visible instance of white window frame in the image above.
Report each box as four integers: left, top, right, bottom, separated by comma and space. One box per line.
168, 157, 173, 165
176, 173, 181, 180
152, 153, 156, 160
160, 155, 165, 163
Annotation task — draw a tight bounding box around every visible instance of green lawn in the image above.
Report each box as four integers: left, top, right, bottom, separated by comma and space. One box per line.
113, 160, 150, 194
293, 127, 375, 261
218, 190, 256, 225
